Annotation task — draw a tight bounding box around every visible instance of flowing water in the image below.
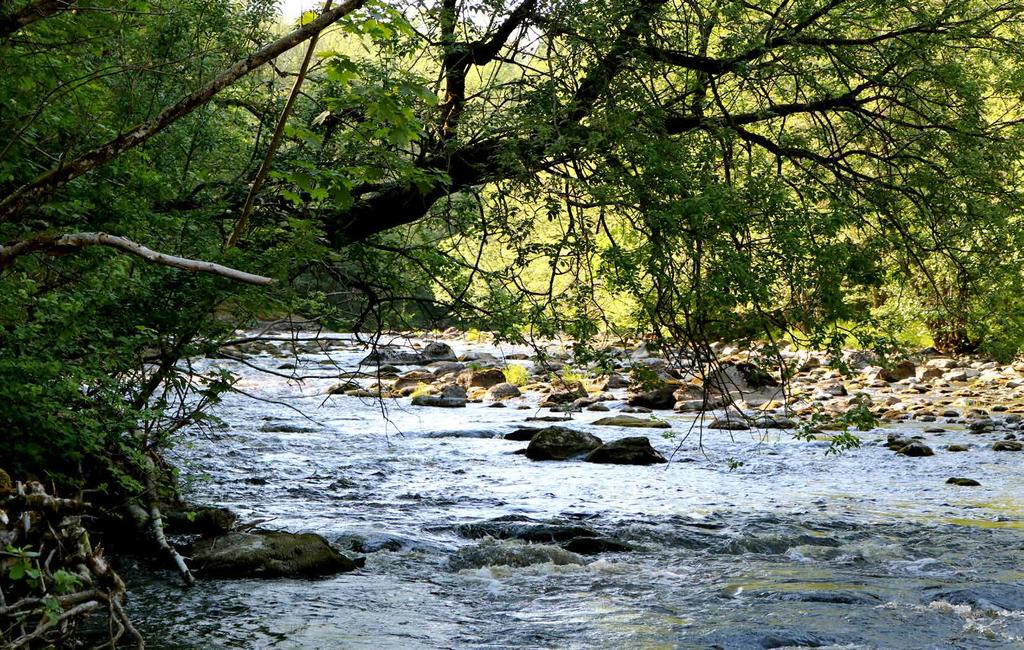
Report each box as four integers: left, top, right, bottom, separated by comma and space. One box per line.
125, 334, 1024, 649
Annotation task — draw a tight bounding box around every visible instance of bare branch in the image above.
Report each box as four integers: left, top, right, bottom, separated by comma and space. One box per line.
0, 232, 275, 285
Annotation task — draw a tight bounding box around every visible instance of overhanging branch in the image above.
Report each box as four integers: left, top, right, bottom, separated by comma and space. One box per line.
0, 232, 275, 285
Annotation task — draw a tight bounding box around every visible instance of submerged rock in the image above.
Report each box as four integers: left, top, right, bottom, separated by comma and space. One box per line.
447, 539, 584, 571
585, 437, 668, 465
946, 477, 981, 486
561, 536, 631, 554
898, 441, 934, 457
505, 427, 540, 441
707, 417, 751, 431
191, 531, 359, 578
992, 440, 1023, 451
525, 427, 602, 460
926, 585, 1024, 612
456, 519, 599, 543
591, 415, 671, 429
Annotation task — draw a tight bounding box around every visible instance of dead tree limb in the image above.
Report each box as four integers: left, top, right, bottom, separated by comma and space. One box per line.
0, 232, 274, 285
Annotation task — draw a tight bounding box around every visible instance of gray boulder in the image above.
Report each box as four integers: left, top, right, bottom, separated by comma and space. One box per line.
412, 383, 467, 408
486, 382, 522, 400
585, 437, 668, 465
707, 417, 750, 431
525, 427, 603, 460
591, 415, 670, 429
361, 341, 456, 366
627, 385, 677, 410
191, 530, 358, 578
457, 368, 506, 389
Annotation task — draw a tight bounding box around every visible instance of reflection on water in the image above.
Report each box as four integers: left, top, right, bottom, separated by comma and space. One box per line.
126, 334, 1024, 649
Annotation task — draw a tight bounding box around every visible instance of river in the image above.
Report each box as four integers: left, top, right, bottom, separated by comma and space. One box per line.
124, 334, 1024, 649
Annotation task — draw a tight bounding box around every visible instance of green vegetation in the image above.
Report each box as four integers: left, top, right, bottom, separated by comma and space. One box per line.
2, 0, 1024, 639
503, 364, 531, 386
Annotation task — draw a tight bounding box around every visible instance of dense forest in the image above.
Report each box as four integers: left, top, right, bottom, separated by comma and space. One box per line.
2, 0, 1024, 645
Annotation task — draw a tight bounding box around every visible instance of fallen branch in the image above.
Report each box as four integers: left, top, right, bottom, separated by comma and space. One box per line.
0, 232, 274, 285
1, 482, 136, 648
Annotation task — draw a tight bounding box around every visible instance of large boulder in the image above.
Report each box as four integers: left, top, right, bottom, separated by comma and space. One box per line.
487, 382, 522, 400
879, 359, 916, 383
591, 415, 671, 429
704, 362, 778, 396
525, 427, 603, 460
458, 368, 507, 389
626, 384, 678, 410
993, 440, 1023, 451
191, 531, 358, 578
542, 380, 588, 404
360, 341, 456, 366
411, 386, 468, 407
585, 437, 668, 465
393, 370, 437, 393
412, 383, 467, 408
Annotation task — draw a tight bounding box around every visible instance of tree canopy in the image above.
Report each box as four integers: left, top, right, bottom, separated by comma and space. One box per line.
1, 0, 1024, 488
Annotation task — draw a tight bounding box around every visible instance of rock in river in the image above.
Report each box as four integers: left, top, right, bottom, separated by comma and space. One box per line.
946, 477, 981, 486
411, 383, 467, 408
591, 415, 671, 429
457, 368, 506, 389
447, 539, 584, 571
360, 341, 456, 366
585, 437, 668, 465
898, 441, 934, 457
525, 427, 602, 460
626, 385, 678, 410
707, 417, 750, 431
164, 505, 237, 537
486, 382, 521, 400
505, 427, 540, 441
992, 440, 1023, 451
191, 530, 359, 578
